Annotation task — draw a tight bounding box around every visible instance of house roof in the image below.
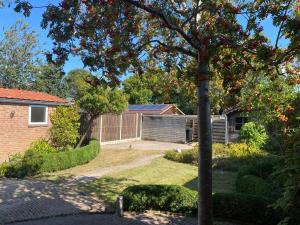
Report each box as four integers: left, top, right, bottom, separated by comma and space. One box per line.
128, 104, 185, 115
0, 88, 68, 105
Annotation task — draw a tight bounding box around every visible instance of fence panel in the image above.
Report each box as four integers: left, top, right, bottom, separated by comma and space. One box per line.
121, 114, 138, 139
101, 114, 121, 142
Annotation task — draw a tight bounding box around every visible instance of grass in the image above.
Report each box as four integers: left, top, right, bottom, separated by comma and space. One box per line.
52, 148, 160, 176
79, 157, 237, 206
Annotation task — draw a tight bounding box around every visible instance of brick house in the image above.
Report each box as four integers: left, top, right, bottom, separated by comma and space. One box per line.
0, 88, 67, 162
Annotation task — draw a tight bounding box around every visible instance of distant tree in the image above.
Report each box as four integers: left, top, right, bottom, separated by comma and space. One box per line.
33, 64, 69, 98
77, 85, 128, 147
123, 68, 198, 114
0, 20, 40, 89
64, 69, 93, 99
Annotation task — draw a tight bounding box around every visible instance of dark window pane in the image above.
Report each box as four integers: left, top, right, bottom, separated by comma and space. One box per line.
31, 107, 46, 123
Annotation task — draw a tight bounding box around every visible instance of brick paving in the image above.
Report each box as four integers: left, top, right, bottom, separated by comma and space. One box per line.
0, 178, 107, 225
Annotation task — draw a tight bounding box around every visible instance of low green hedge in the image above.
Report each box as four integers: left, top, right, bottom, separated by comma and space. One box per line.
1, 140, 100, 178
122, 185, 197, 214
122, 185, 282, 225
164, 148, 198, 164
39, 140, 100, 173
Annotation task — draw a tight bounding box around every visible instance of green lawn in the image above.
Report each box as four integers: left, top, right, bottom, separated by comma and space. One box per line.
79, 157, 236, 205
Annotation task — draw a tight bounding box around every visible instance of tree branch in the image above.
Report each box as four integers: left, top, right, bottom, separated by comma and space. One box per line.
122, 0, 200, 49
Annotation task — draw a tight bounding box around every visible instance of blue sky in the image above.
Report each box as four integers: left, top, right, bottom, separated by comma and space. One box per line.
0, 2, 289, 74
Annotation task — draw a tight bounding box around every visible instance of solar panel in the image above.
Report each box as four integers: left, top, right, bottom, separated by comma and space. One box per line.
128, 104, 168, 111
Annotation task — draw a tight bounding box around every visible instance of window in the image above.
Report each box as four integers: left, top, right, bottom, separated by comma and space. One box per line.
29, 106, 48, 125
235, 117, 247, 130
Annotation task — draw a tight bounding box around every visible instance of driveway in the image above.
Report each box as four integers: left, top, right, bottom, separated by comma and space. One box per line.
102, 140, 193, 151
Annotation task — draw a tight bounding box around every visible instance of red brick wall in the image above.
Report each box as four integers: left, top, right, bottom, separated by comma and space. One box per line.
0, 103, 55, 162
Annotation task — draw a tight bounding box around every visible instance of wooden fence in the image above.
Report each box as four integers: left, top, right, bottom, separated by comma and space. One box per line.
142, 115, 228, 144
85, 113, 228, 144
88, 113, 142, 144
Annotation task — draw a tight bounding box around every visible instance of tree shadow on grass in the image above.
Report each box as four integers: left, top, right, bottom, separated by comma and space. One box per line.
184, 170, 237, 193
78, 176, 139, 208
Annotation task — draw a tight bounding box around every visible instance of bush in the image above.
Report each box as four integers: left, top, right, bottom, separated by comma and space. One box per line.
25, 139, 58, 156
164, 148, 198, 164
227, 143, 266, 158
239, 122, 268, 149
1, 140, 100, 178
38, 140, 100, 173
122, 184, 282, 225
49, 105, 80, 149
213, 192, 282, 225
122, 185, 197, 214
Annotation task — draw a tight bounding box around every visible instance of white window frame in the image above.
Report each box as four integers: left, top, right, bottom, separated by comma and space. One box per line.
28, 105, 48, 125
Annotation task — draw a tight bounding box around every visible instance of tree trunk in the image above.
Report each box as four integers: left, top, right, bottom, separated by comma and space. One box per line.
197, 60, 213, 225
76, 116, 94, 148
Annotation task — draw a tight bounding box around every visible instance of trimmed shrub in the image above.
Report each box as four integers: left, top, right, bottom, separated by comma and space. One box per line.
239, 122, 268, 149
25, 139, 58, 156
39, 140, 100, 173
1, 140, 100, 178
122, 185, 197, 214
213, 192, 282, 225
49, 105, 80, 149
164, 148, 198, 164
122, 184, 282, 225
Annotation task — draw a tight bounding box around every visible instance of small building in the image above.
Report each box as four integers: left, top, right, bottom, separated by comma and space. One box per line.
127, 104, 185, 115
224, 105, 248, 142
0, 88, 67, 161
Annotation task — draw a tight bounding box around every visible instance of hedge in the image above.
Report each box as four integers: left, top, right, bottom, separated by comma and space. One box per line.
122, 185, 197, 214
39, 140, 100, 173
1, 140, 100, 178
122, 185, 282, 225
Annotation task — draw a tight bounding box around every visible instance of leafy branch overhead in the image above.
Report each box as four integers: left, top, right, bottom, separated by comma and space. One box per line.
14, 0, 300, 86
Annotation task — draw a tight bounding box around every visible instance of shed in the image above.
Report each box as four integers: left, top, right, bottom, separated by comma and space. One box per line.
224, 105, 248, 142
0, 88, 68, 162
127, 104, 185, 115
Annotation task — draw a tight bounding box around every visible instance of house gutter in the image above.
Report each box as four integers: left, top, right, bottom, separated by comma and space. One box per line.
0, 98, 69, 106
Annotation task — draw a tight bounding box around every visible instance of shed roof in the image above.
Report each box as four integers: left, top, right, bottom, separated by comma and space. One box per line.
128, 104, 185, 115
0, 88, 68, 105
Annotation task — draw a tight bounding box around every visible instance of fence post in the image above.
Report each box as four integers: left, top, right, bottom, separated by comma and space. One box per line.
99, 115, 102, 144
139, 113, 143, 139
120, 114, 123, 140
224, 115, 228, 144
135, 113, 138, 138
